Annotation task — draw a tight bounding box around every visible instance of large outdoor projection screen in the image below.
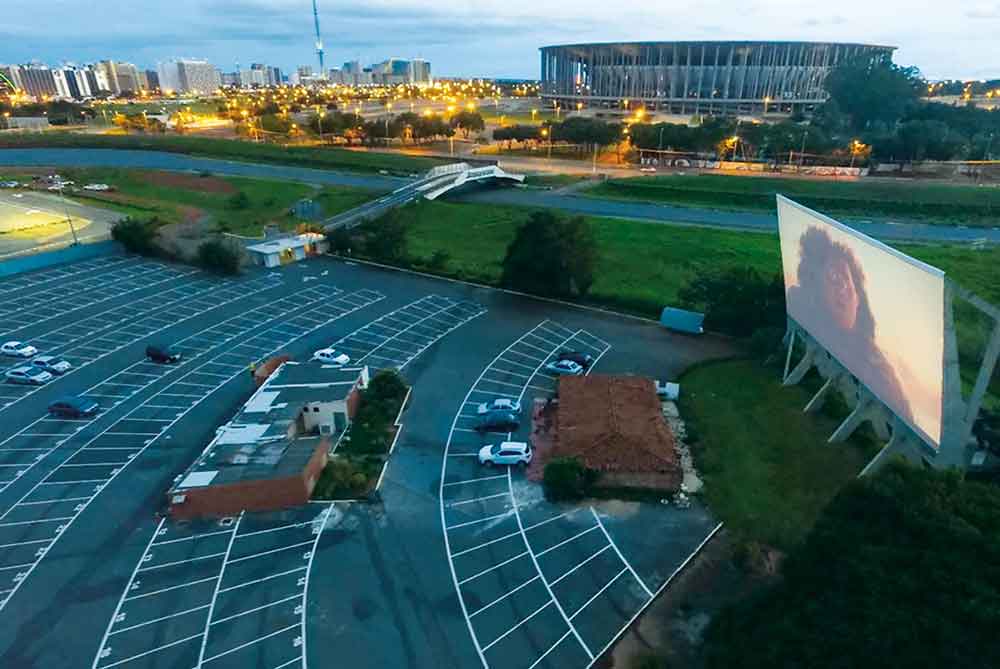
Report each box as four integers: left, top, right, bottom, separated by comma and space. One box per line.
777, 196, 945, 447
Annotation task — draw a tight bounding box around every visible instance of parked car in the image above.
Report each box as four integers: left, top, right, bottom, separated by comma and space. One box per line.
545, 359, 584, 376
655, 380, 680, 400
557, 350, 593, 369
146, 343, 181, 364
475, 410, 520, 433
48, 395, 99, 418
477, 398, 522, 415
1, 341, 38, 358
0, 181, 19, 188
5, 366, 52, 385
312, 348, 350, 366
82, 183, 111, 191
31, 355, 72, 375
478, 441, 532, 467
639, 166, 657, 173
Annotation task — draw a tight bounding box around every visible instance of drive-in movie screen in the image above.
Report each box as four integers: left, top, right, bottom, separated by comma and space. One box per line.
777, 197, 945, 447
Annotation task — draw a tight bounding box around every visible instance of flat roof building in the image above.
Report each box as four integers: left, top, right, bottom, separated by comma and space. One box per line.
246, 232, 329, 268
167, 361, 369, 519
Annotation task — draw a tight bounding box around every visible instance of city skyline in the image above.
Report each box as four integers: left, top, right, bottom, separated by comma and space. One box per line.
0, 0, 996, 81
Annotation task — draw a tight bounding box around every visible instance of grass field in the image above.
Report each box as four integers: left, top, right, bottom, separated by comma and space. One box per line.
0, 168, 381, 236
0, 133, 448, 175
400, 199, 1000, 314
586, 173, 1000, 226
679, 359, 874, 549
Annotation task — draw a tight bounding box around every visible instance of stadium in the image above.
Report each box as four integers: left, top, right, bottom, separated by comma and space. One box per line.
540, 40, 896, 116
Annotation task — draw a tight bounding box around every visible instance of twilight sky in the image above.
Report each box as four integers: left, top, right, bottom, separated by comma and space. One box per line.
0, 0, 995, 80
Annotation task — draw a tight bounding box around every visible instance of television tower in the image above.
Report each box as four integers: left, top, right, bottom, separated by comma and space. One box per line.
311, 0, 325, 76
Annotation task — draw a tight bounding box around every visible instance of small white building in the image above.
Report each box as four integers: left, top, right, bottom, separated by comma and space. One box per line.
246, 233, 329, 268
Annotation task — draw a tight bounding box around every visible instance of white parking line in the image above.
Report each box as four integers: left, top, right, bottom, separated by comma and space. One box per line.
508, 469, 593, 660
442, 474, 507, 488
446, 511, 513, 531
550, 545, 614, 587
589, 507, 654, 598
209, 593, 300, 626
109, 604, 211, 636
535, 525, 600, 558
469, 574, 542, 618
481, 601, 553, 652
201, 623, 299, 664
527, 629, 574, 669
458, 551, 529, 585
99, 632, 204, 669
447, 492, 510, 508
568, 567, 628, 620
450, 530, 522, 558
137, 551, 226, 573
194, 512, 244, 668
217, 566, 306, 594
226, 539, 314, 564
151, 528, 232, 546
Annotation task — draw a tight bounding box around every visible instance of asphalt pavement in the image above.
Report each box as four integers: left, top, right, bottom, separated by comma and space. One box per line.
1, 148, 995, 244
0, 250, 732, 669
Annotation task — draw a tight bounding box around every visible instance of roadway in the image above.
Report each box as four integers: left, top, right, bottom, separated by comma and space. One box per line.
0, 148, 995, 244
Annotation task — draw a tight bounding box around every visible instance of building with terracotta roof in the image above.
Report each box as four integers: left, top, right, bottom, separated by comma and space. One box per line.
553, 375, 682, 490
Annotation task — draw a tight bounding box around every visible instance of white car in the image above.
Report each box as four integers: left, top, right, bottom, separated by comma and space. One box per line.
478, 441, 532, 467
83, 183, 111, 191
1, 341, 38, 358
545, 359, 584, 376
31, 355, 72, 375
639, 166, 657, 173
0, 181, 18, 188
312, 348, 350, 366
477, 398, 522, 415
5, 366, 52, 385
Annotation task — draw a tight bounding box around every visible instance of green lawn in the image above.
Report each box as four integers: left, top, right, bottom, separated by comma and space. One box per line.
0, 133, 448, 175
679, 359, 875, 549
0, 167, 380, 236
401, 198, 999, 315
586, 174, 1000, 226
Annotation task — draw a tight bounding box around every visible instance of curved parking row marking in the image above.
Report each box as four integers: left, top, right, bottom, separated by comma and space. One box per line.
442, 320, 675, 669
0, 275, 284, 494
0, 273, 283, 409
91, 504, 334, 669
0, 289, 383, 612
0, 259, 189, 332
0, 255, 137, 297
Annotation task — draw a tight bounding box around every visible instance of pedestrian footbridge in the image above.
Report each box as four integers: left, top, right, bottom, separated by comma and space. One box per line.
323, 162, 524, 230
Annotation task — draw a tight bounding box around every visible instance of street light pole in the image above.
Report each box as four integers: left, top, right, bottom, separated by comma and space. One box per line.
57, 183, 79, 246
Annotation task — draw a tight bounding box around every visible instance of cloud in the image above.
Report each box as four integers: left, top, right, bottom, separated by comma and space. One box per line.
966, 5, 1000, 19
803, 15, 848, 26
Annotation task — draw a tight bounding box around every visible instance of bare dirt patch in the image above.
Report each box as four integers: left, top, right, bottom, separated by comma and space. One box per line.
138, 170, 237, 194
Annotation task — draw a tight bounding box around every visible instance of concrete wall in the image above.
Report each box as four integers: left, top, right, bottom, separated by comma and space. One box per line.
0, 240, 120, 277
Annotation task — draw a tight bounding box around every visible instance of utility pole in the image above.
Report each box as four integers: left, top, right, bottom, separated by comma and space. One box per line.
57, 182, 79, 246
312, 0, 325, 76
799, 129, 808, 170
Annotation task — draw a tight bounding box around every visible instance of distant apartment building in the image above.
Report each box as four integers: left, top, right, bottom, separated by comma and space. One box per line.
17, 64, 58, 98
371, 58, 410, 85
265, 65, 282, 86
157, 59, 220, 94
409, 59, 431, 85
51, 68, 72, 98
96, 61, 119, 94
0, 65, 22, 92
114, 62, 142, 94
239, 64, 267, 88
144, 69, 159, 91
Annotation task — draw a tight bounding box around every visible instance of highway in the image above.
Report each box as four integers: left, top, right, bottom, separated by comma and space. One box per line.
0, 148, 996, 244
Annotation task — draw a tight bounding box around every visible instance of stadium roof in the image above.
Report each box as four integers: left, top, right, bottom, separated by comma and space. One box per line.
540, 40, 896, 51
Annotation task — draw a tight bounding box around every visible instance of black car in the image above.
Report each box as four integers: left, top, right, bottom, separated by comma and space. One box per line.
557, 350, 593, 369
475, 410, 520, 433
146, 344, 182, 364
48, 396, 100, 418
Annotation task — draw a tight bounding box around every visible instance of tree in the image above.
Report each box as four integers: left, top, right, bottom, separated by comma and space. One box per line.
196, 239, 241, 275
823, 56, 923, 131
111, 217, 160, 256
359, 209, 408, 262
227, 191, 250, 210
703, 461, 1000, 669
678, 267, 785, 338
500, 211, 597, 298
450, 110, 485, 138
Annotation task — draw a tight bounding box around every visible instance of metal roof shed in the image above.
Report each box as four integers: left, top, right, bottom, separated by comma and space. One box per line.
660, 307, 705, 335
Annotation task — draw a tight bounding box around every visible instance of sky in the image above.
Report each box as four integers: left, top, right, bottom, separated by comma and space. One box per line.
0, 0, 996, 81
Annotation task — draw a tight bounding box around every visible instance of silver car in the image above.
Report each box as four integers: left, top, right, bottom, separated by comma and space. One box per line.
5, 366, 52, 385
31, 356, 72, 375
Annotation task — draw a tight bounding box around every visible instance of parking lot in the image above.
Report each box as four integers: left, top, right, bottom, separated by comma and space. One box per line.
0, 252, 728, 669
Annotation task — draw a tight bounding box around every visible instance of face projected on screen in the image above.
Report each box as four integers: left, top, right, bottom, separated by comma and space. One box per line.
824, 256, 859, 331
790, 225, 914, 423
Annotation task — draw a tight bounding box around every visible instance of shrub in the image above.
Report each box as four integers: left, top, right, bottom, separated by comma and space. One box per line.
227, 191, 250, 210
326, 227, 354, 254
678, 267, 785, 338
748, 326, 785, 360
543, 457, 598, 501
111, 216, 160, 256
428, 250, 451, 271
500, 211, 597, 298
196, 239, 241, 275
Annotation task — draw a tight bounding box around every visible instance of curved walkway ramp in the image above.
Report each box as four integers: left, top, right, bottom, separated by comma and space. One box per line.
323, 162, 524, 230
